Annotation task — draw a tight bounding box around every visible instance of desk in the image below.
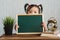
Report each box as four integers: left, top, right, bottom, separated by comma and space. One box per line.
0, 33, 60, 40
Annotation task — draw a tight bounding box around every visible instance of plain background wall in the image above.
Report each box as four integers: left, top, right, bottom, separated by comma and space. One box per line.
0, 0, 60, 36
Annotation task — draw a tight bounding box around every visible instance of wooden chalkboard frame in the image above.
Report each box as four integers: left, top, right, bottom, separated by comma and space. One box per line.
16, 14, 44, 34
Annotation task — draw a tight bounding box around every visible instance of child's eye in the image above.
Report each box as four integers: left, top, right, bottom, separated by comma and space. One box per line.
29, 11, 32, 13
34, 12, 37, 13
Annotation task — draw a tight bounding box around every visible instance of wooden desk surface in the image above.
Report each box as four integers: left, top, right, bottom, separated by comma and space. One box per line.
0, 33, 60, 40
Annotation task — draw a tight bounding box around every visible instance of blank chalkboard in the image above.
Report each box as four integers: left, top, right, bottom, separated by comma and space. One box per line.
16, 14, 43, 34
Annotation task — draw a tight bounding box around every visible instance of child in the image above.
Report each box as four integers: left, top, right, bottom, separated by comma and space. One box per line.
15, 3, 47, 32
24, 3, 43, 14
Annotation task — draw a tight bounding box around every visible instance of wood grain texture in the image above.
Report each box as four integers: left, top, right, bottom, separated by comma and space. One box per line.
0, 34, 60, 40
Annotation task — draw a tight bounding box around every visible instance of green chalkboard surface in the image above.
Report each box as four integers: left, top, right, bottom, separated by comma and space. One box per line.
16, 14, 43, 34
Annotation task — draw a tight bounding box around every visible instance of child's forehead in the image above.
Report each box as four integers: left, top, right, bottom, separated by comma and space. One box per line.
30, 6, 39, 10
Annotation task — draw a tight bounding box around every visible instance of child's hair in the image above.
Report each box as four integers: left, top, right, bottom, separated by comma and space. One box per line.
24, 3, 43, 14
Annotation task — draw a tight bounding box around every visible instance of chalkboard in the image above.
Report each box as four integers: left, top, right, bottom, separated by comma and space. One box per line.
16, 14, 43, 34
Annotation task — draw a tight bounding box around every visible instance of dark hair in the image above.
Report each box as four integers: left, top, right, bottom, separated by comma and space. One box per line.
24, 3, 43, 14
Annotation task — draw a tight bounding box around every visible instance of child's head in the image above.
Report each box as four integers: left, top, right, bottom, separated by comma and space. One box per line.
24, 3, 43, 14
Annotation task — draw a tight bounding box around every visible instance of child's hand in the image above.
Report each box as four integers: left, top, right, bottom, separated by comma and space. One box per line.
15, 24, 19, 31
42, 22, 47, 31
